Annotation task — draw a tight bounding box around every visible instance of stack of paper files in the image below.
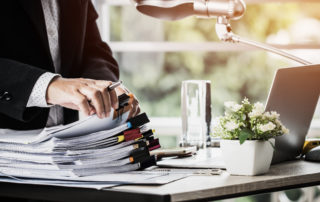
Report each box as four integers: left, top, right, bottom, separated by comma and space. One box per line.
0, 112, 161, 180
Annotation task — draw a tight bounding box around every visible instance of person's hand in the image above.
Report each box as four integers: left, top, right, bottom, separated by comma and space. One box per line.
46, 77, 118, 118
115, 85, 140, 119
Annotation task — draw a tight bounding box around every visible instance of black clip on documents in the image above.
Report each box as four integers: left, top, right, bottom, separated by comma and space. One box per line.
130, 147, 150, 163
118, 94, 130, 109
139, 156, 157, 170
142, 129, 154, 139
127, 113, 150, 129
116, 94, 130, 120
133, 139, 147, 148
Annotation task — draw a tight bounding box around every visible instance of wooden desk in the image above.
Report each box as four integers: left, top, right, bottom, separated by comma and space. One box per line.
0, 160, 319, 202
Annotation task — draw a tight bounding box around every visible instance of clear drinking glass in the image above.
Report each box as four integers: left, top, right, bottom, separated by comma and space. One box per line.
181, 80, 211, 149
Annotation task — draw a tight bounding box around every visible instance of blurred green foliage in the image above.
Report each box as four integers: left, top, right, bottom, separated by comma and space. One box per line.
109, 2, 320, 117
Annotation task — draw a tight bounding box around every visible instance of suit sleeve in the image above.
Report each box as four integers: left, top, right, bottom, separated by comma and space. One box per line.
0, 58, 47, 121
80, 1, 119, 82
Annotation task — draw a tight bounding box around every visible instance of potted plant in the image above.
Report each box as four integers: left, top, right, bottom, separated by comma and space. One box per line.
212, 98, 289, 176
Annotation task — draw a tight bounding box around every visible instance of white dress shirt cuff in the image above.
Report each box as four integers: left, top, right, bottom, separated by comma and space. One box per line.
26, 72, 60, 108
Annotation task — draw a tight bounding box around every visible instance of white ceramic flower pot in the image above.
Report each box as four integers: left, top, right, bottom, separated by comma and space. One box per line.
220, 138, 275, 176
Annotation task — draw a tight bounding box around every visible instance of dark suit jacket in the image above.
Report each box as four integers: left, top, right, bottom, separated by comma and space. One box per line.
0, 0, 119, 130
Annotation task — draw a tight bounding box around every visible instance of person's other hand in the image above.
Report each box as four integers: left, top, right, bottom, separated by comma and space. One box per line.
115, 85, 140, 119
46, 77, 118, 118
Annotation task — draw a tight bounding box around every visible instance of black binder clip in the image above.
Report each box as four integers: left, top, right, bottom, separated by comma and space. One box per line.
130, 147, 150, 163
116, 94, 130, 121
127, 113, 150, 129
139, 156, 157, 170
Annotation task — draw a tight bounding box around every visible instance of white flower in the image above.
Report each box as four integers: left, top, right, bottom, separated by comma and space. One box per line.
212, 119, 224, 137
225, 121, 239, 131
242, 98, 250, 105
275, 119, 282, 126
264, 111, 280, 119
224, 101, 242, 112
249, 102, 264, 118
212, 118, 222, 129
262, 112, 271, 119
232, 104, 242, 112
269, 111, 280, 119
282, 126, 289, 134
258, 122, 276, 132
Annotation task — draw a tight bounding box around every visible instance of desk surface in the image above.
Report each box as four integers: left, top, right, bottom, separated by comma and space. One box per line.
0, 160, 319, 202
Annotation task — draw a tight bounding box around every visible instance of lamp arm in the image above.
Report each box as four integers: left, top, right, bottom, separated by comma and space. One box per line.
215, 17, 313, 65
233, 35, 312, 65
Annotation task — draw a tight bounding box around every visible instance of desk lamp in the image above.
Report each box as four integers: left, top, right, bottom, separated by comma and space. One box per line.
132, 0, 312, 65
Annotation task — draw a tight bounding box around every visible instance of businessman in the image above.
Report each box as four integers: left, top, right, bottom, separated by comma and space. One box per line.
0, 0, 139, 130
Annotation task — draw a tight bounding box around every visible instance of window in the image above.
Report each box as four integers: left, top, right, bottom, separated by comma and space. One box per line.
92, 0, 320, 147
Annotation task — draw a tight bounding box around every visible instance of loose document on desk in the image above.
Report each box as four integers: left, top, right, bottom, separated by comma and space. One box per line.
0, 109, 187, 189
0, 171, 187, 190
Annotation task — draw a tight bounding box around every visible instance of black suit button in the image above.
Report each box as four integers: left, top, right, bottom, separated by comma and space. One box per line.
0, 92, 12, 101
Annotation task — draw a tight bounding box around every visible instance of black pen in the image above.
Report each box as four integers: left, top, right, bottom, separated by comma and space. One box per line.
108, 81, 122, 91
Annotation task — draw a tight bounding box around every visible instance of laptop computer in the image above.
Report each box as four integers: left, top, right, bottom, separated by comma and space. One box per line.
265, 64, 320, 164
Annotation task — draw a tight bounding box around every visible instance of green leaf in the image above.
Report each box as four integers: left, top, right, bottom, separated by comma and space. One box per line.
268, 140, 275, 150
239, 133, 249, 145
239, 128, 254, 144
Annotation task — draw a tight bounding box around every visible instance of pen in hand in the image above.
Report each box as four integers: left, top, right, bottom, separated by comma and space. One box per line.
87, 81, 122, 117
107, 81, 122, 91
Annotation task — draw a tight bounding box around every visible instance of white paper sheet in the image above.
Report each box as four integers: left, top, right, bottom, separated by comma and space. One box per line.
0, 110, 129, 145
0, 129, 42, 144
0, 176, 119, 189
0, 170, 188, 186
33, 109, 129, 143
157, 148, 226, 169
